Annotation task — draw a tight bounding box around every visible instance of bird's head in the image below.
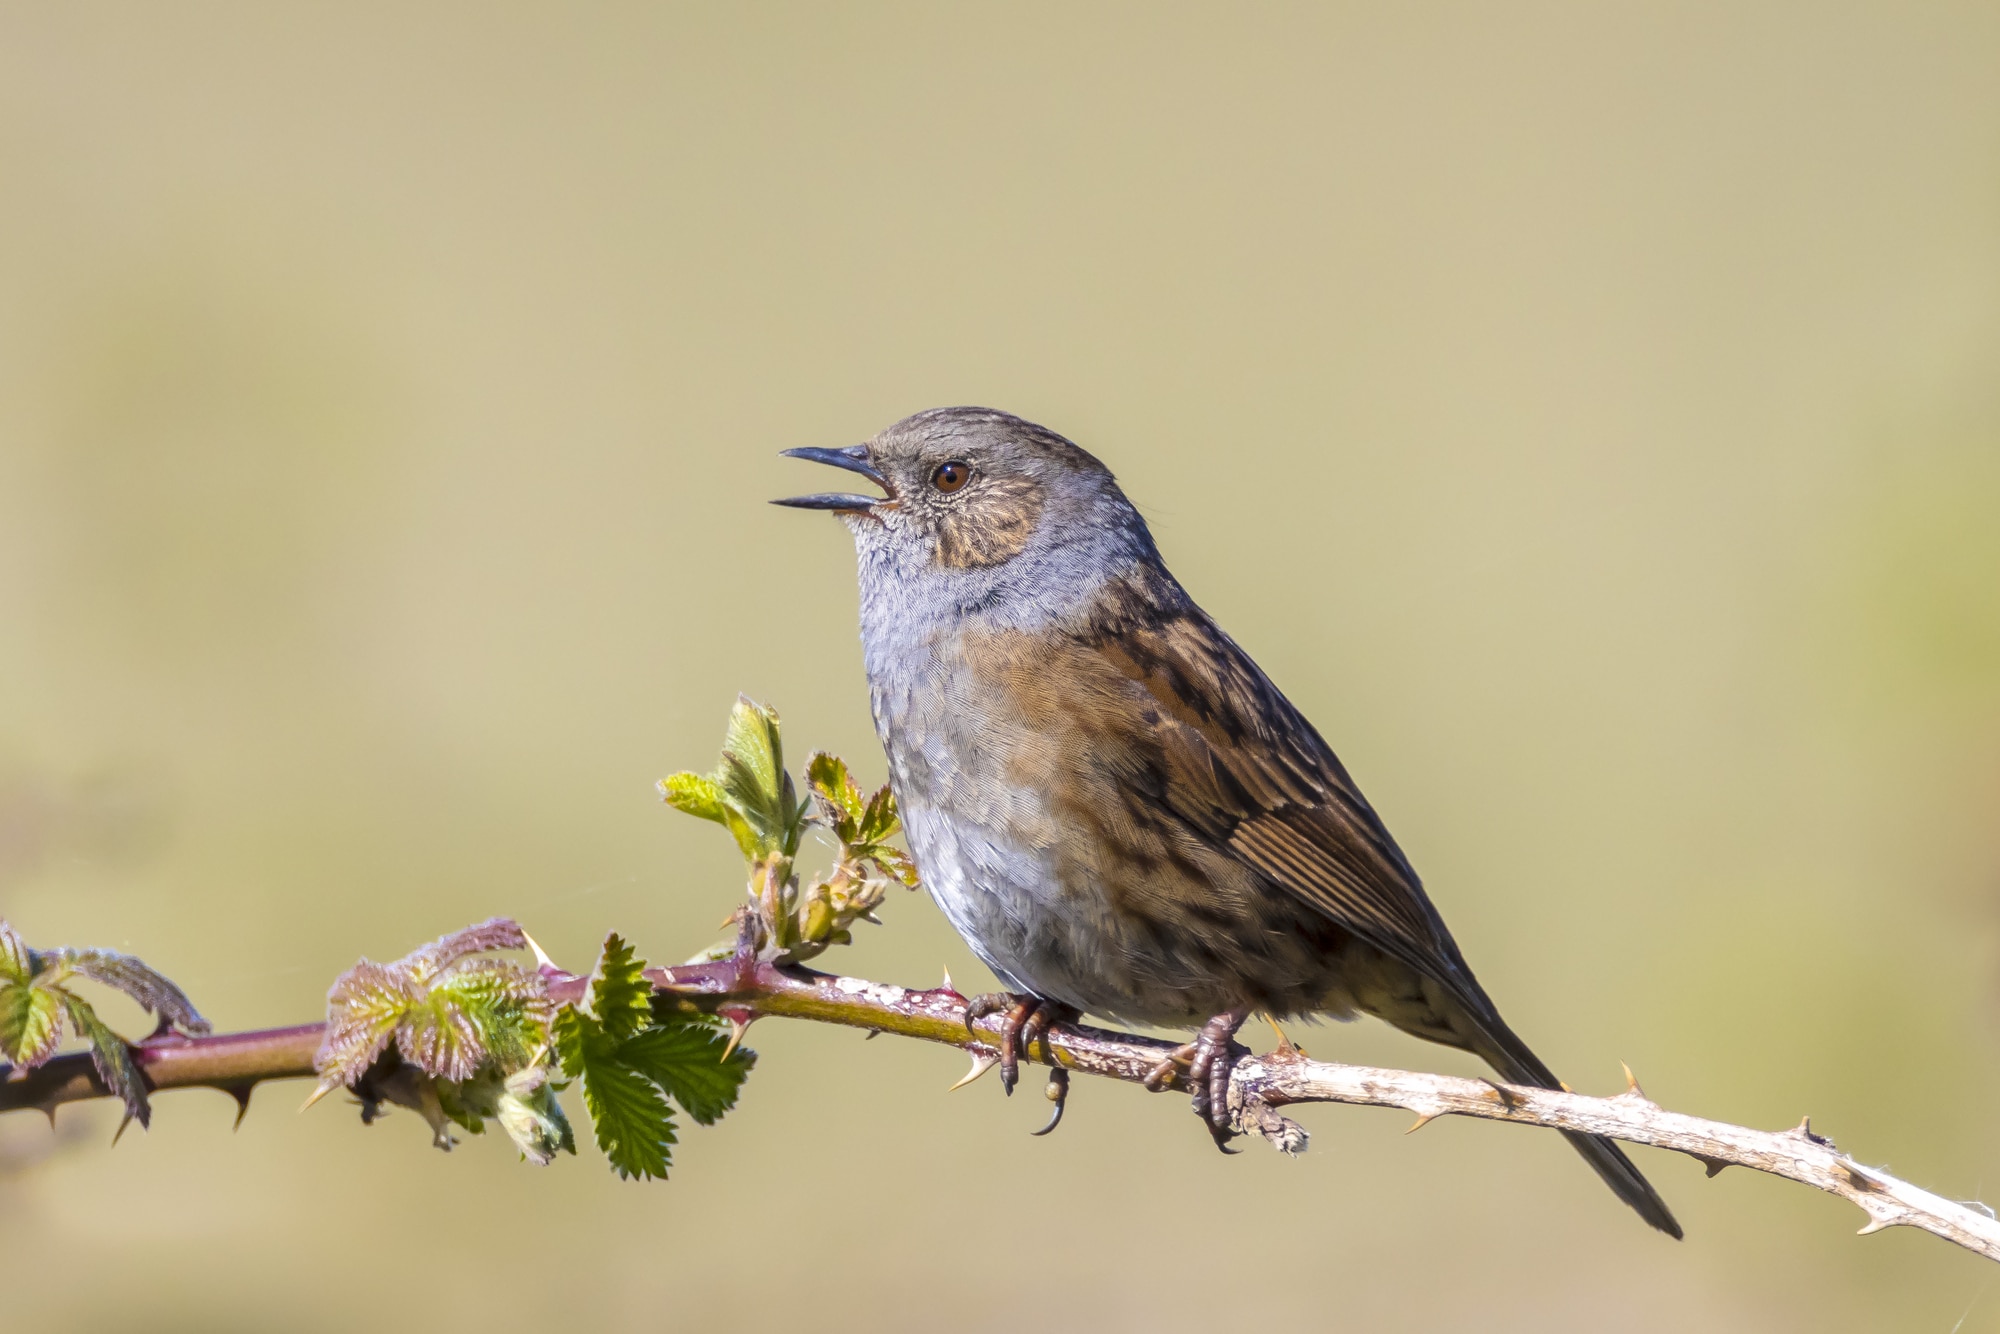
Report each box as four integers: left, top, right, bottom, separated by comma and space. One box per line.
775, 406, 1148, 582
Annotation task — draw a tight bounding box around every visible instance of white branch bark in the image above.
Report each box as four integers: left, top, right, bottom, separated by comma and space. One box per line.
1228, 1046, 2000, 1261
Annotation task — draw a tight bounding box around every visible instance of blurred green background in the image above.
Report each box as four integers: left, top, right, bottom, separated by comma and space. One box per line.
2, 4, 1997, 1330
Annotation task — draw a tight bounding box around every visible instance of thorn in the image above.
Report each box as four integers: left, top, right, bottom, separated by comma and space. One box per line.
1699, 1156, 1729, 1178
42, 1103, 57, 1129
949, 1050, 999, 1092
519, 929, 558, 972
863, 1028, 880, 1040
1856, 1215, 1895, 1236
940, 966, 955, 995
299, 1080, 339, 1113
1789, 1115, 1833, 1146
1405, 1110, 1441, 1134
1619, 1062, 1646, 1099
720, 1012, 753, 1062
112, 1111, 135, 1145
1264, 1015, 1296, 1053
228, 1086, 253, 1130
1481, 1079, 1525, 1110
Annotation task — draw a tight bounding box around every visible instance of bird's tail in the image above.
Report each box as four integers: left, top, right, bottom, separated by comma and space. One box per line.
1471, 1019, 1683, 1240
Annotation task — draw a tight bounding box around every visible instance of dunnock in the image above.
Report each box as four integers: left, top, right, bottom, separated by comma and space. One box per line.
777, 406, 1679, 1237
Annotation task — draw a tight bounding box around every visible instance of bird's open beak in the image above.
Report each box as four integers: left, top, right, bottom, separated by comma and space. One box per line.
772, 445, 890, 512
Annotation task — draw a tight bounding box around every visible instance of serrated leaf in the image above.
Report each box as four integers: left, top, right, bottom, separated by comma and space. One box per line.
0, 919, 33, 986
316, 921, 550, 1088
588, 934, 654, 1043
658, 771, 730, 824
395, 986, 490, 1083
0, 973, 66, 1070
64, 993, 150, 1128
805, 751, 864, 839
719, 696, 784, 813
661, 772, 762, 862
618, 1020, 755, 1126
405, 918, 531, 976
715, 697, 807, 858
48, 947, 211, 1035
317, 959, 414, 1088
857, 783, 898, 845
552, 1004, 594, 1080
869, 845, 921, 889
428, 958, 553, 1075
578, 1044, 677, 1180
0, 919, 67, 1072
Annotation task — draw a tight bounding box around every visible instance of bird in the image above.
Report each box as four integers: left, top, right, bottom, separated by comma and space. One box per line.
774, 405, 1680, 1238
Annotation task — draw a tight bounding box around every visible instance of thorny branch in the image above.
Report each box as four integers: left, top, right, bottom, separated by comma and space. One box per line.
6, 952, 1998, 1265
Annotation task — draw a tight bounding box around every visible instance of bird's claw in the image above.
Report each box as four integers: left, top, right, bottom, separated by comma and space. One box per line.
963, 992, 1078, 1126
1186, 1010, 1251, 1152
1029, 1068, 1070, 1136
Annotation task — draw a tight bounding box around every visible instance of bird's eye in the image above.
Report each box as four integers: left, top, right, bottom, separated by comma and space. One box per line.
931, 461, 971, 493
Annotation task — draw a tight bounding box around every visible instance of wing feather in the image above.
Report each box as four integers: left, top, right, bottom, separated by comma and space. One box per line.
1074, 575, 1479, 996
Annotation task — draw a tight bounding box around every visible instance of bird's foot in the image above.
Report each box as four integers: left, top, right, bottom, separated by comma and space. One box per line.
1142, 1042, 1198, 1090
964, 992, 1078, 1132
1178, 1009, 1252, 1152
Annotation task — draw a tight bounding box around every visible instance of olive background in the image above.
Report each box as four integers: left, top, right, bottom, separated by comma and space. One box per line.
2, 5, 1998, 1330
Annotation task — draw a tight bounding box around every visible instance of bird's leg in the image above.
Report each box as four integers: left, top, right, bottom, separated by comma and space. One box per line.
1186, 1008, 1252, 1152
963, 992, 1077, 1103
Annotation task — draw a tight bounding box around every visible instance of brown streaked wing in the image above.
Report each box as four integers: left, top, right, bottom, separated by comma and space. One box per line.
1076, 592, 1467, 985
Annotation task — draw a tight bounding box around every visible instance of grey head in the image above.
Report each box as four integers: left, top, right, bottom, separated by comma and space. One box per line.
775, 406, 1161, 627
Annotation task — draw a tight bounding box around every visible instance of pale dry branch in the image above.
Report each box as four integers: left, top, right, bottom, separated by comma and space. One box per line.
1226, 1050, 2000, 1261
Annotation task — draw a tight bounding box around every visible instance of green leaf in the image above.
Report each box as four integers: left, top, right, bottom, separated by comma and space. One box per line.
719, 695, 784, 815
573, 1026, 677, 1181
658, 771, 729, 824
588, 934, 654, 1043
805, 751, 863, 840
0, 973, 65, 1071
0, 918, 68, 1072
869, 846, 921, 890
659, 771, 762, 861
64, 992, 150, 1128
618, 1020, 755, 1126
715, 696, 806, 858
316, 919, 551, 1090
425, 958, 552, 1076
0, 920, 33, 986
552, 1005, 593, 1080
395, 986, 490, 1084
857, 782, 899, 845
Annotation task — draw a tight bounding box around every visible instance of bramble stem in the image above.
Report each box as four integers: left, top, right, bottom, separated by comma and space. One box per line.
6, 958, 1997, 1264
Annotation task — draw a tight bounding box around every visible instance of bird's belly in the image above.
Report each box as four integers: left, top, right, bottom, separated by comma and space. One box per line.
898, 794, 1313, 1027
868, 627, 1344, 1027
896, 795, 1080, 997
